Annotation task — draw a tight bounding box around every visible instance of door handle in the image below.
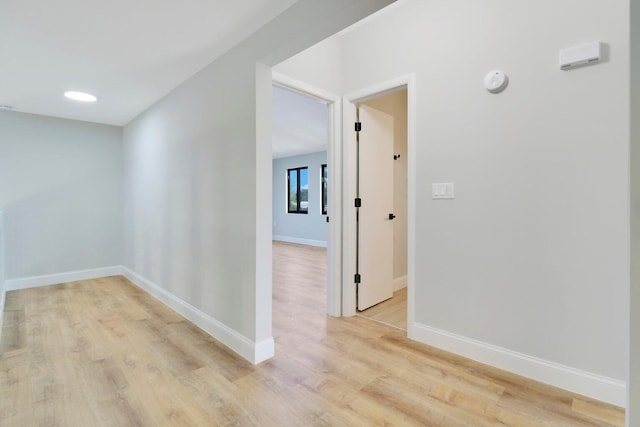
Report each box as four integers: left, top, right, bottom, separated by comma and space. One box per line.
388, 213, 396, 220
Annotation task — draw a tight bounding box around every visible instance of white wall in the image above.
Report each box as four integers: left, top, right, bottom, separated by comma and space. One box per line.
362, 90, 408, 283
0, 111, 122, 282
347, 0, 628, 403
274, 0, 629, 405
274, 35, 343, 95
272, 151, 328, 246
122, 0, 395, 363
629, 0, 640, 421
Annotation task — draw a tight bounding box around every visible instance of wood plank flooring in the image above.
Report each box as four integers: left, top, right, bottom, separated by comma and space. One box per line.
358, 287, 408, 330
0, 241, 625, 426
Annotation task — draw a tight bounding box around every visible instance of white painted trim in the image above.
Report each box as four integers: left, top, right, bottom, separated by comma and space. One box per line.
272, 72, 338, 103
406, 75, 417, 338
3, 264, 273, 365
393, 275, 407, 292
272, 235, 327, 248
255, 337, 276, 363
0, 211, 4, 340
327, 92, 343, 317
256, 63, 275, 360
5, 266, 123, 291
411, 322, 626, 408
342, 98, 358, 317
345, 75, 416, 103
122, 266, 273, 364
272, 71, 343, 317
343, 74, 416, 318
0, 285, 5, 340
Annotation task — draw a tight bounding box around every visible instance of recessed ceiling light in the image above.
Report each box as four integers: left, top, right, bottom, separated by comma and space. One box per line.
64, 91, 97, 102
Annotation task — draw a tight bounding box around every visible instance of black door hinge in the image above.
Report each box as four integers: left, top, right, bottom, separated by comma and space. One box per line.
354, 273, 361, 284
354, 198, 362, 208
355, 122, 362, 132
326, 216, 329, 223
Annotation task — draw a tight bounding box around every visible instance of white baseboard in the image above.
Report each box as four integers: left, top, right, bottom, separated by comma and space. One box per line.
3, 265, 273, 365
0, 283, 5, 340
5, 266, 123, 291
0, 211, 3, 339
393, 275, 407, 292
255, 337, 276, 363
121, 267, 273, 364
272, 235, 327, 248
411, 322, 626, 408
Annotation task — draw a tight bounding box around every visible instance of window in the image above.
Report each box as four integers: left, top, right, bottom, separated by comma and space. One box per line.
287, 167, 308, 214
321, 164, 328, 215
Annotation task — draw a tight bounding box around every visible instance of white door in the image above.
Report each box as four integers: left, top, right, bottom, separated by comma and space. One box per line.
357, 104, 394, 311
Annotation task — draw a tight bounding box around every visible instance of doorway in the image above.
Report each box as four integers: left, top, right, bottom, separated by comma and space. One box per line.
341, 75, 416, 339
353, 89, 409, 330
271, 73, 343, 316
265, 68, 416, 337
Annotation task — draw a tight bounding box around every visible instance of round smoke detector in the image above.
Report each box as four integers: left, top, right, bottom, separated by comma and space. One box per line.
484, 70, 508, 94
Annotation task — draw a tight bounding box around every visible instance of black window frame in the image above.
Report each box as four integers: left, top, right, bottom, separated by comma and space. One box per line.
287, 166, 309, 214
321, 164, 328, 215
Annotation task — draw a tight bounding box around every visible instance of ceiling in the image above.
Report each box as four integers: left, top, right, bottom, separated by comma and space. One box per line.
0, 0, 297, 126
272, 85, 329, 159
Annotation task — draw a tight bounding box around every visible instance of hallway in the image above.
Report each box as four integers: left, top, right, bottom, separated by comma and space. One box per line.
270, 241, 624, 426
0, 243, 624, 425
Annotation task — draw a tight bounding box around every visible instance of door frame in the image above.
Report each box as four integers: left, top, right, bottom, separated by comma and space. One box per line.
272, 71, 343, 316
342, 74, 416, 337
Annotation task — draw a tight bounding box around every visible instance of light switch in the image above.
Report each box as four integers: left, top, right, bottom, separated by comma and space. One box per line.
432, 182, 454, 199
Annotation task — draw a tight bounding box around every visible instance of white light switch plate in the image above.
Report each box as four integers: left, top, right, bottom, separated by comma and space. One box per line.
432, 182, 454, 199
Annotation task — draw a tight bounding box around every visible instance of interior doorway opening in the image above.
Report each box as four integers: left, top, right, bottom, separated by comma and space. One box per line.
270, 75, 343, 317
341, 75, 416, 339
352, 89, 409, 331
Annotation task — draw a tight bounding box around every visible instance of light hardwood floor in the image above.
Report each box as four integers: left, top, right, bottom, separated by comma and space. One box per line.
358, 287, 408, 330
0, 241, 625, 426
